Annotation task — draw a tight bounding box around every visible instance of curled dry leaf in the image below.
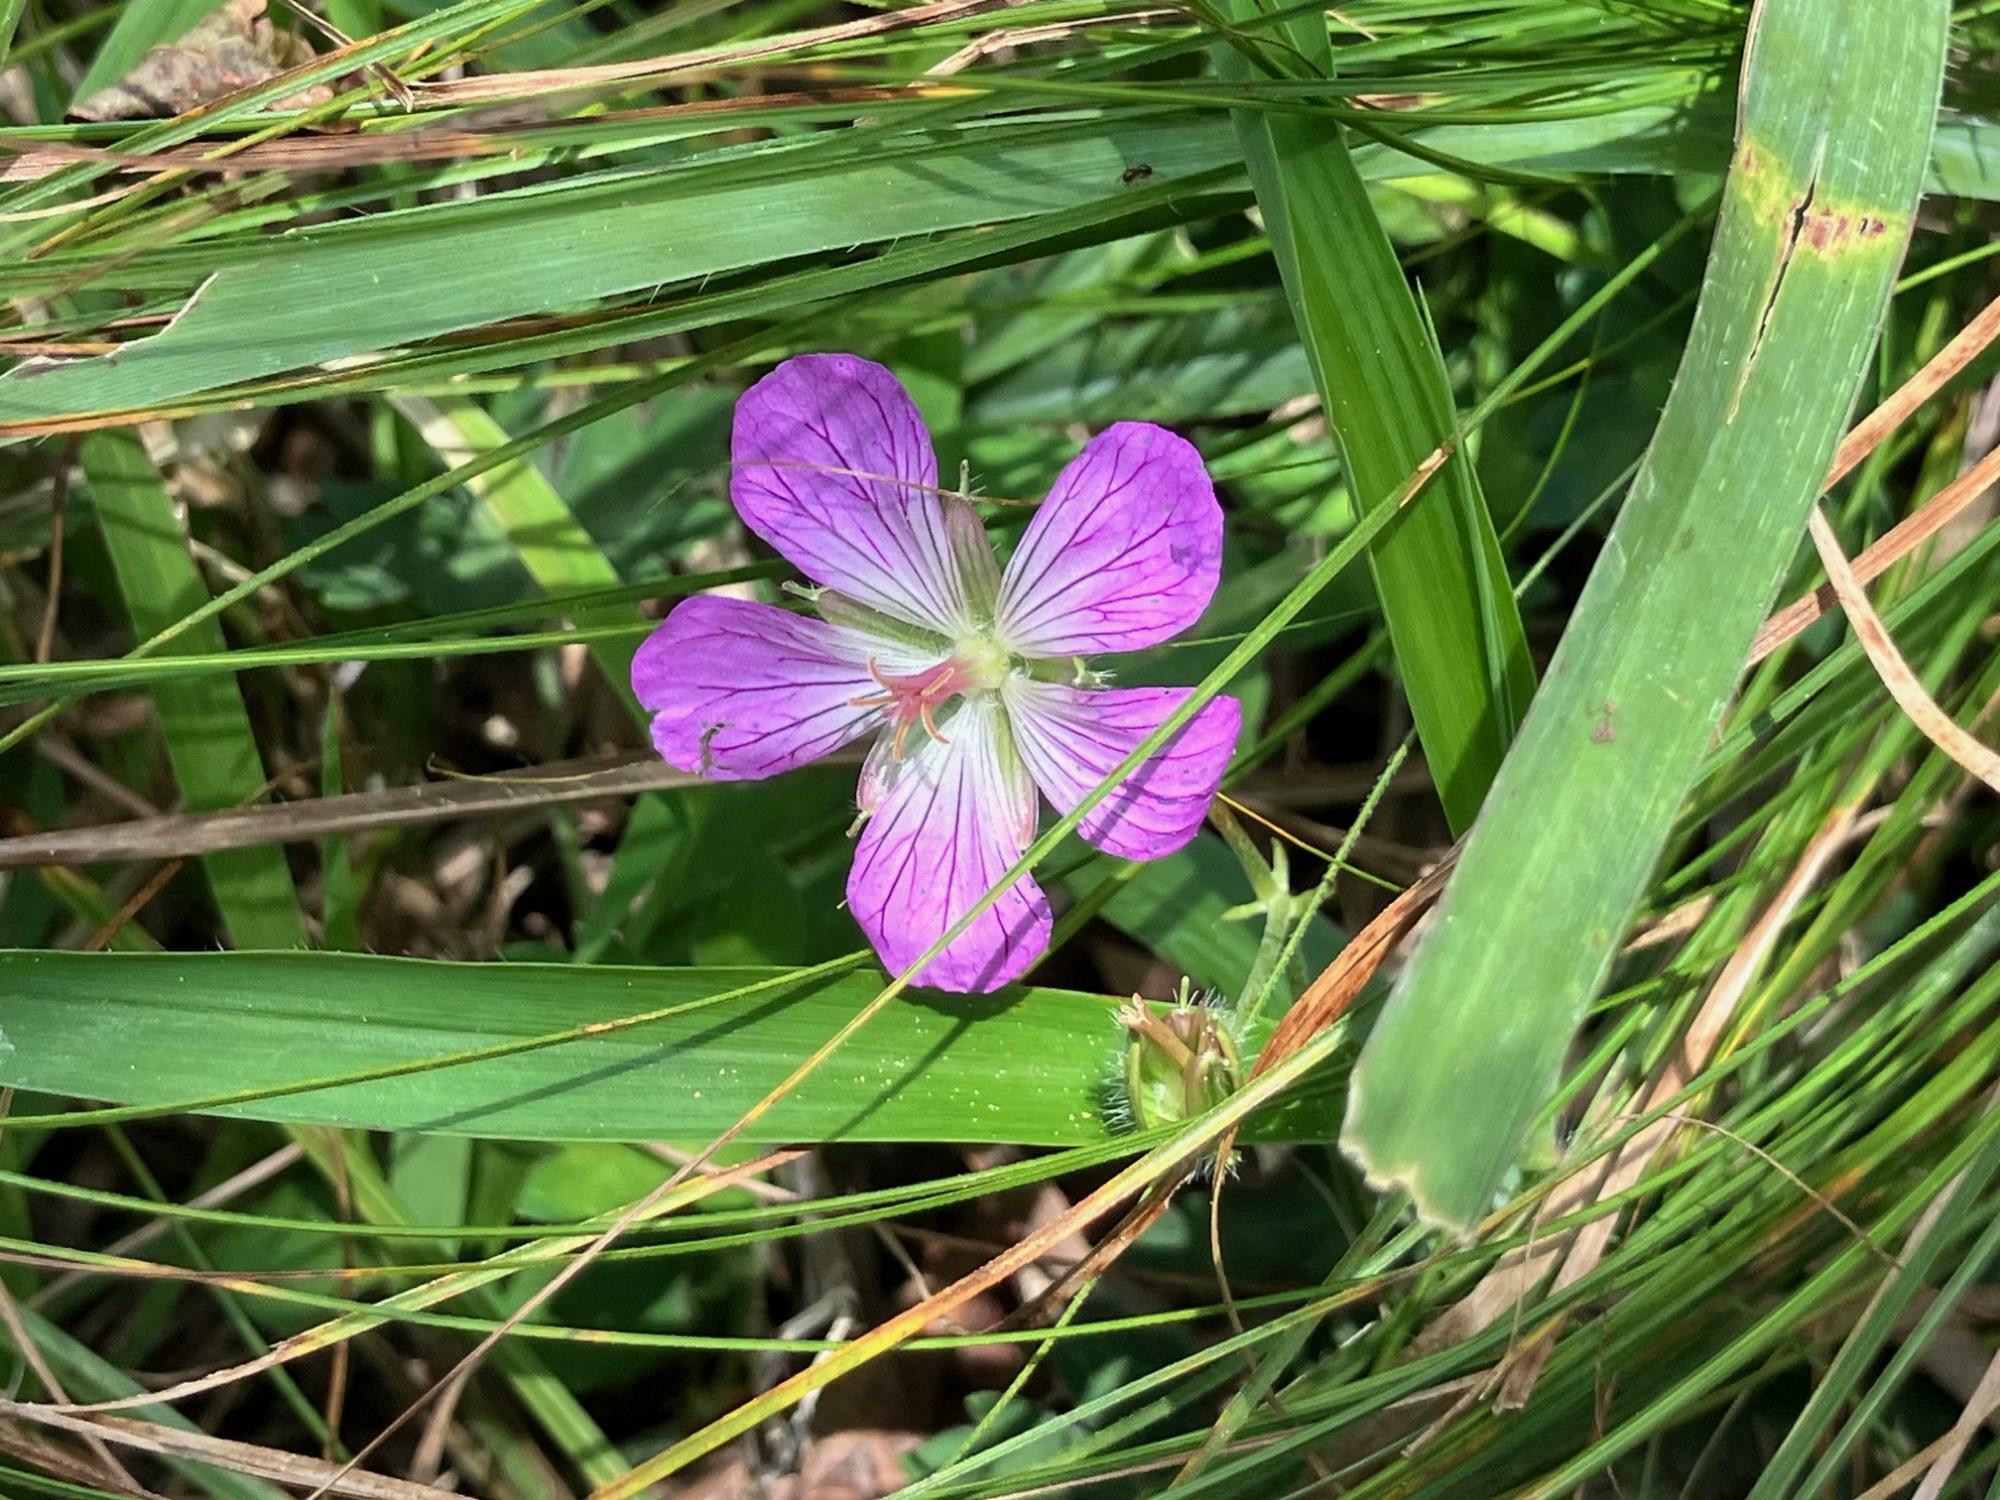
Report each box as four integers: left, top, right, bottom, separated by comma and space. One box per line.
70, 0, 334, 122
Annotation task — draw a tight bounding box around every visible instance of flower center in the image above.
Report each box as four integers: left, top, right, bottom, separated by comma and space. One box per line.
851, 638, 1013, 761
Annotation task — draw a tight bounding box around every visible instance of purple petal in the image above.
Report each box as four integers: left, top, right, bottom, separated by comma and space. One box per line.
994, 423, 1223, 657
1005, 681, 1240, 861
733, 353, 981, 635
632, 595, 916, 780
847, 698, 1052, 993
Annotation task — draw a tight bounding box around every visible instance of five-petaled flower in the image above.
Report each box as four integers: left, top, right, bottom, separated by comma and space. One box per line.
632, 353, 1240, 992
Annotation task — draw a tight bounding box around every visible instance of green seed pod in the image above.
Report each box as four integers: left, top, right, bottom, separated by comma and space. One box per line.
1113, 986, 1242, 1133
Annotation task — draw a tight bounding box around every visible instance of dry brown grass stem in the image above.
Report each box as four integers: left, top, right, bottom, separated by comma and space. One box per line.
1753, 443, 2000, 664
1753, 290, 2000, 660
1805, 509, 2000, 792
0, 1401, 458, 1500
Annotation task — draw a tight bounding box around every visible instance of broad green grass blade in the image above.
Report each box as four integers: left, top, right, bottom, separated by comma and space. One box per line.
1217, 4, 1533, 831
1341, 0, 1950, 1233
0, 114, 1246, 423
16, 98, 1998, 427
82, 434, 306, 949
0, 951, 1339, 1145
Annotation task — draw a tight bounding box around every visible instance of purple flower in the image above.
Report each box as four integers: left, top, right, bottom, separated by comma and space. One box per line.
632, 353, 1240, 993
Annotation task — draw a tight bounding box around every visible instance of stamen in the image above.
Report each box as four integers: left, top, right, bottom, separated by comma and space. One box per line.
848, 658, 900, 710
918, 701, 950, 747
851, 656, 967, 761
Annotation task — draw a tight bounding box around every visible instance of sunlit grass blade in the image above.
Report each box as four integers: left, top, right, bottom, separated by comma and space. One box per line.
1341, 0, 1952, 1233
0, 0, 28, 62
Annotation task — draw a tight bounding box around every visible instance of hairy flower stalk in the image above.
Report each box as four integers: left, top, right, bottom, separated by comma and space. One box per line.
633, 353, 1240, 992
